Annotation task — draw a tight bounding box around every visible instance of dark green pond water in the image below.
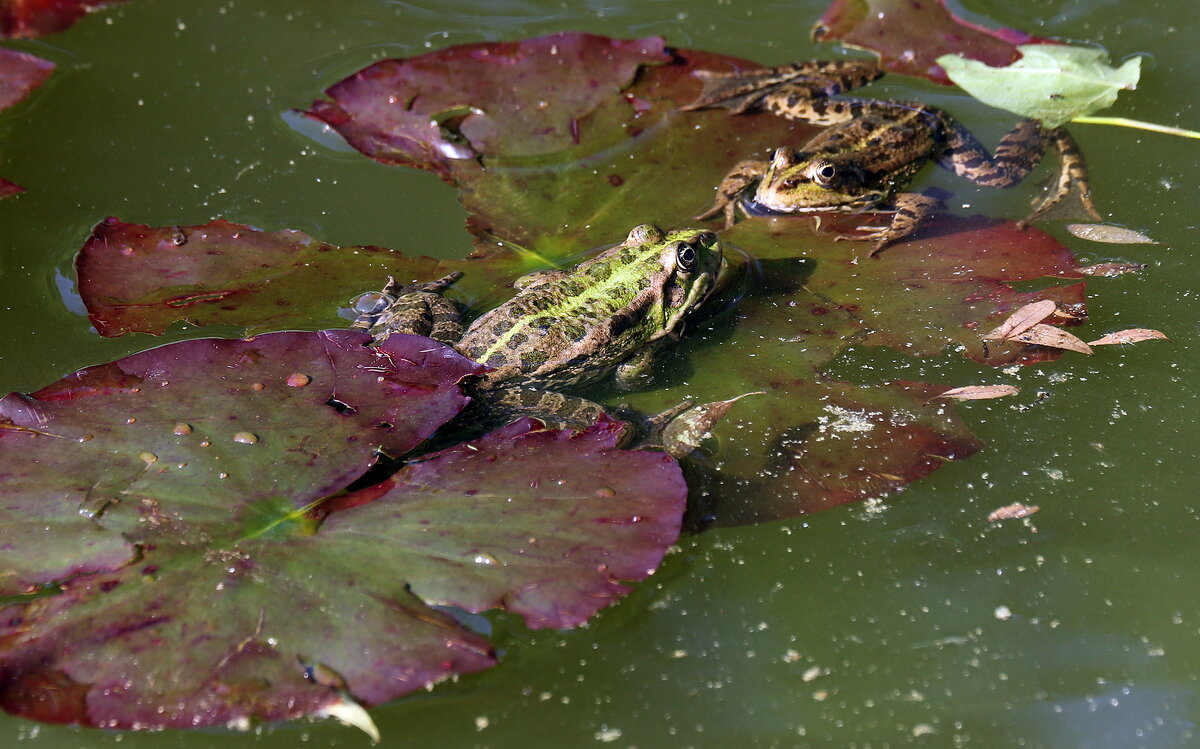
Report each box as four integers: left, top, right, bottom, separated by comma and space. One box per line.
2, 0, 1197, 746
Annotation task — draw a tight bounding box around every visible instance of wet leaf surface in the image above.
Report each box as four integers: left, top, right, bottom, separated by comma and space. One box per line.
0, 334, 686, 729
0, 0, 123, 39
303, 32, 673, 176
0, 330, 480, 597
811, 0, 1047, 84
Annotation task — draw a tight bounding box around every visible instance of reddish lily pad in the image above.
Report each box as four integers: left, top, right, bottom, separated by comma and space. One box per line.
304, 32, 673, 176
0, 47, 53, 110
0, 0, 124, 39
0, 330, 481, 597
812, 0, 1049, 85
0, 334, 686, 729
76, 218, 452, 337
0, 178, 21, 198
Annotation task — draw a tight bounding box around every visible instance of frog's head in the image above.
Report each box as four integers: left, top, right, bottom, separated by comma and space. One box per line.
621, 224, 724, 341
754, 147, 885, 213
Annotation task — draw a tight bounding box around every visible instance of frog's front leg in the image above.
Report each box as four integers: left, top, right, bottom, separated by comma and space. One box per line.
1019, 127, 1101, 227
837, 192, 942, 255
613, 343, 662, 389
695, 159, 768, 229
350, 273, 464, 343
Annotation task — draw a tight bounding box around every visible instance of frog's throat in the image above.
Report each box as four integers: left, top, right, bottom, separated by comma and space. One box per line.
649, 270, 716, 343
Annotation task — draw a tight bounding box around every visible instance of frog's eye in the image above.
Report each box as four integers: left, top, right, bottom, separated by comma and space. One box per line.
674, 241, 697, 272
351, 291, 395, 316
811, 160, 838, 186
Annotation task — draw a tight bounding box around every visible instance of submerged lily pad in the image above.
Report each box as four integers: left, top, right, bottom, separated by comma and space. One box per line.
811, 0, 1046, 84
0, 333, 686, 728
0, 0, 124, 39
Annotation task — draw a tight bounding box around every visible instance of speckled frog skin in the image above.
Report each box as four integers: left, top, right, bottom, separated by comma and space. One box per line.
351, 224, 724, 432
685, 60, 1100, 253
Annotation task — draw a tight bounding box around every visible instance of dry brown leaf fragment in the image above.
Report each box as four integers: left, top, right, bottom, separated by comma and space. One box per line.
1087, 328, 1170, 346
1013, 323, 1093, 354
982, 300, 1058, 342
936, 385, 1020, 400
1065, 223, 1158, 244
1076, 261, 1145, 277
987, 503, 1041, 522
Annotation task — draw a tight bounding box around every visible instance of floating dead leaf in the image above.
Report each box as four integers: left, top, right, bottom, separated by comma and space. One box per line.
1012, 324, 1093, 354
981, 299, 1058, 342
1066, 224, 1158, 245
1087, 328, 1170, 346
661, 392, 764, 459
935, 385, 1020, 401
987, 503, 1040, 522
1076, 261, 1146, 277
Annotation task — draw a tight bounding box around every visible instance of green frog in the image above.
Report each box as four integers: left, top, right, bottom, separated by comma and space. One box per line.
350, 224, 725, 437
684, 60, 1100, 253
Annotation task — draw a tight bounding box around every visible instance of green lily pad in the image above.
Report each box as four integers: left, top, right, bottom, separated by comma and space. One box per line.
938, 45, 1142, 128
811, 0, 1045, 85
0, 332, 686, 729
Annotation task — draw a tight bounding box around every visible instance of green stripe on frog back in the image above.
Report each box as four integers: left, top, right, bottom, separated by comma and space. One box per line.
475, 247, 663, 365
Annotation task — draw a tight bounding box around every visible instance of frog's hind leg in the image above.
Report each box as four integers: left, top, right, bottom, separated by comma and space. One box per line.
696, 159, 769, 229
938, 119, 1100, 226
681, 60, 884, 114
1019, 127, 1101, 227
937, 117, 1045, 187
473, 386, 622, 437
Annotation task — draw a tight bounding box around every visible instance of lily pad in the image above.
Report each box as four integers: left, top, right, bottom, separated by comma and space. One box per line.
811, 0, 1047, 84
304, 32, 673, 176
76, 218, 450, 336
0, 0, 124, 39
0, 332, 686, 729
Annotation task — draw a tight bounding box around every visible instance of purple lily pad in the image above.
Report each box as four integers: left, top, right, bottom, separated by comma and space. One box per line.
812, 0, 1049, 84
304, 32, 672, 175
0, 0, 125, 40
0, 330, 481, 597
0, 178, 21, 198
0, 334, 686, 728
